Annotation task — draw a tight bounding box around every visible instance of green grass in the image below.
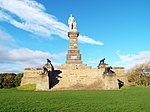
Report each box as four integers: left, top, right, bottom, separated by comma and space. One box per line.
0, 86, 150, 112
17, 84, 36, 90
120, 84, 131, 90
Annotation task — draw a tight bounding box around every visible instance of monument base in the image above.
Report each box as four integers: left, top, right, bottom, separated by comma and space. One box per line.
97, 63, 108, 69
66, 49, 82, 64
50, 69, 105, 90
103, 75, 118, 90
21, 66, 127, 91
57, 64, 92, 70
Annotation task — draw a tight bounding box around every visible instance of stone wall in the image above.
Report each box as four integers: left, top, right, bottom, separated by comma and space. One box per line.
21, 68, 49, 90
50, 69, 104, 90
103, 75, 118, 90
36, 74, 49, 91
21, 66, 127, 90
57, 64, 92, 70
112, 67, 128, 83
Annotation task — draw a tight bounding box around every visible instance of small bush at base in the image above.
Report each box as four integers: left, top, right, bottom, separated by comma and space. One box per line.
17, 84, 36, 91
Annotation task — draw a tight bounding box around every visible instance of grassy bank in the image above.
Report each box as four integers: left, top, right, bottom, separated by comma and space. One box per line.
0, 86, 150, 112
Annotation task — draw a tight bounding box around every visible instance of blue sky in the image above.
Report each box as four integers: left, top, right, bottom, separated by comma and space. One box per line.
0, 0, 150, 73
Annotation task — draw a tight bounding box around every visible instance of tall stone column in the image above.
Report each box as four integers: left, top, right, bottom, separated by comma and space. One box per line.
66, 30, 82, 64
57, 14, 92, 69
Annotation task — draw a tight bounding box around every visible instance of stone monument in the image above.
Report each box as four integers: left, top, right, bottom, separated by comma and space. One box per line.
21, 14, 127, 90
57, 14, 91, 69
66, 14, 82, 64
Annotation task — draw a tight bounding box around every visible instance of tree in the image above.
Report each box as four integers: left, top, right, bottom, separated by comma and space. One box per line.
0, 73, 23, 89
0, 76, 3, 88
14, 73, 23, 87
127, 61, 150, 86
2, 75, 16, 88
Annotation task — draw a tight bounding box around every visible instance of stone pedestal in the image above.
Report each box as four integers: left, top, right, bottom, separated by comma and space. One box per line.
66, 30, 82, 64
97, 63, 108, 69
43, 64, 52, 71
103, 75, 118, 90
57, 64, 92, 70
36, 75, 49, 90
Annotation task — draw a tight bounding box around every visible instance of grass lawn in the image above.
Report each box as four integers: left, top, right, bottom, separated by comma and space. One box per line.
0, 86, 150, 112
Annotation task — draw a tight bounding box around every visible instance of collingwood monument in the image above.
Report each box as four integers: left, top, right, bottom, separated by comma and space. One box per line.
21, 14, 127, 90
57, 14, 91, 69
66, 14, 82, 64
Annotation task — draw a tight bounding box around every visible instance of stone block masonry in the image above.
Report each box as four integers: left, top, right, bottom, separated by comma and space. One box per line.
21, 68, 49, 90
66, 30, 82, 64
21, 66, 127, 90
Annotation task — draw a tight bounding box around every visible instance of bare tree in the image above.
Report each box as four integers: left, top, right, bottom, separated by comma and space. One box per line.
127, 61, 150, 86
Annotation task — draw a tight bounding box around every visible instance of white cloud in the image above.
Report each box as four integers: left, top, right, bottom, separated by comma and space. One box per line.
79, 35, 103, 45
0, 46, 66, 73
0, 28, 15, 42
0, 64, 22, 73
0, 0, 103, 45
0, 47, 66, 62
117, 51, 150, 70
8, 48, 66, 61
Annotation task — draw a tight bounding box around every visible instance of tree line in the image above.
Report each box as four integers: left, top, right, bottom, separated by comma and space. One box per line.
127, 61, 150, 86
0, 73, 23, 88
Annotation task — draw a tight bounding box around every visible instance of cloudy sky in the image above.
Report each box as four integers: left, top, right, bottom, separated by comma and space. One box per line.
0, 0, 150, 73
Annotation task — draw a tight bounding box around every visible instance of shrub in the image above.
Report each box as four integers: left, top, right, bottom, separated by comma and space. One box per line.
127, 61, 150, 86
2, 75, 16, 88
0, 73, 23, 89
14, 73, 23, 87
17, 84, 36, 91
0, 76, 3, 88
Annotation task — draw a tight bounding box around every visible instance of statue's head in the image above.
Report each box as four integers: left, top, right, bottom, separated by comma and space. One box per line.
70, 14, 73, 17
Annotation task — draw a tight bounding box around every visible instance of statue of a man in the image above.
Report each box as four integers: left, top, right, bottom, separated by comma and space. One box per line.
68, 14, 77, 30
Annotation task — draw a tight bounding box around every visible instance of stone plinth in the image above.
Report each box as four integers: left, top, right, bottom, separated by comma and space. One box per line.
66, 30, 82, 64
43, 64, 52, 71
21, 68, 49, 90
103, 75, 118, 90
57, 64, 92, 70
36, 74, 49, 90
21, 68, 42, 86
66, 50, 82, 64
112, 67, 125, 76
21, 66, 128, 90
50, 69, 105, 90
97, 63, 108, 69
